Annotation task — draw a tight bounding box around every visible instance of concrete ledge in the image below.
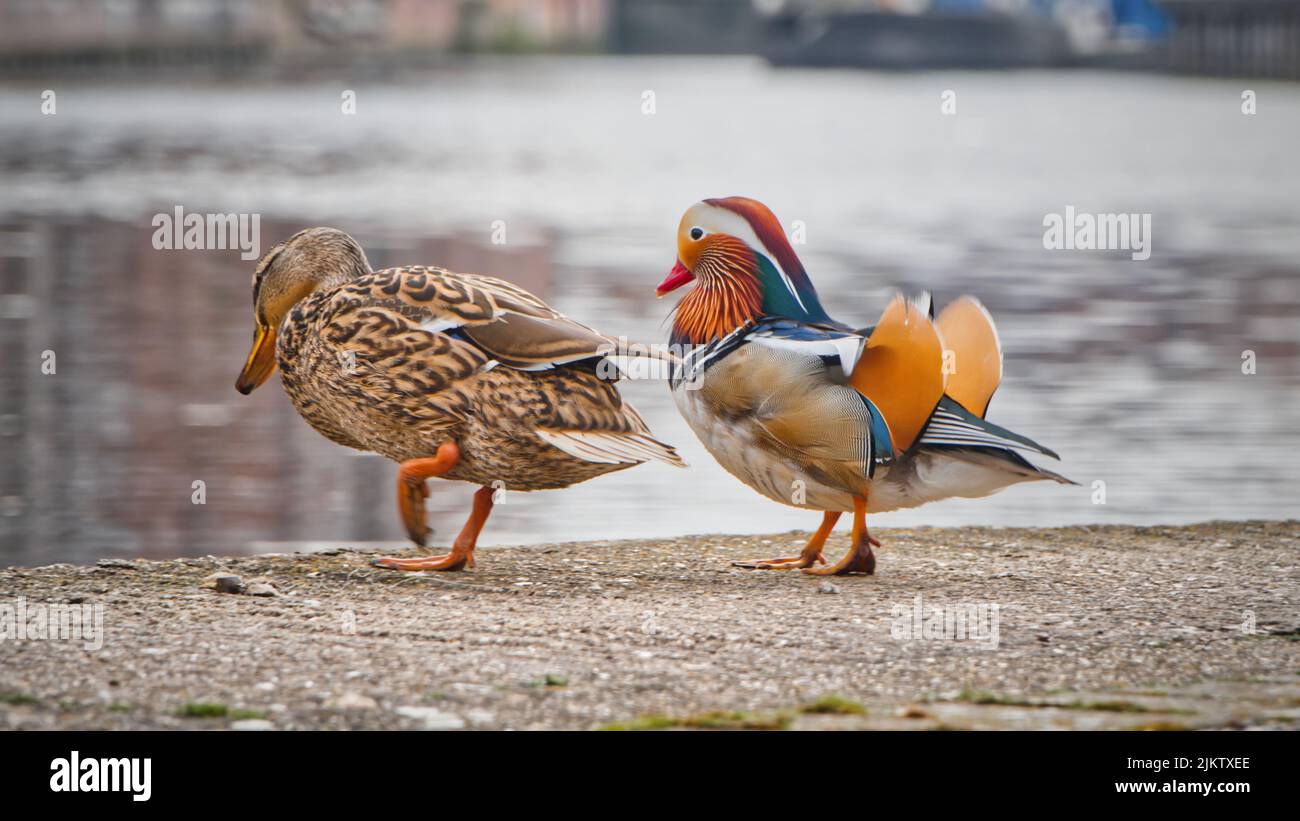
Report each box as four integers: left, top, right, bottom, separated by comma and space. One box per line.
1, 521, 1296, 730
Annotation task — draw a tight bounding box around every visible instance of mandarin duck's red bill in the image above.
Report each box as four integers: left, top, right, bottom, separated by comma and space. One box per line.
657, 196, 1072, 576
235, 227, 683, 573
656, 261, 694, 297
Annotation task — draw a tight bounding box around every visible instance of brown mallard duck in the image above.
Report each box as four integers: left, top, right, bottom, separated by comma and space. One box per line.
235, 227, 683, 571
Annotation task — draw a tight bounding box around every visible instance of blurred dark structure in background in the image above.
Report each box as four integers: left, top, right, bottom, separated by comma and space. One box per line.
1161, 0, 1300, 78
608, 0, 758, 54
761, 7, 1075, 69
0, 0, 1297, 79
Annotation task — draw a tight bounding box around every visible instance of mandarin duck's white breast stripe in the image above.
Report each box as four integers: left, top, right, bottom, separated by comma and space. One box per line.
748, 333, 865, 377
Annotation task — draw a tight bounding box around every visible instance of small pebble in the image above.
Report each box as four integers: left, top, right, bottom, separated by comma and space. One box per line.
231, 719, 274, 731
395, 706, 464, 730
246, 581, 279, 597
328, 692, 378, 710
818, 582, 840, 595
208, 574, 245, 594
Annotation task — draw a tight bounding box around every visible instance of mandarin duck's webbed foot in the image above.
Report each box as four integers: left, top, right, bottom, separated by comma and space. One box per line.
733, 511, 840, 570
802, 538, 875, 576
803, 498, 876, 576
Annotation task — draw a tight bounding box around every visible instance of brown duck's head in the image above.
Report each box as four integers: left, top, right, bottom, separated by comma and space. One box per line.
235, 227, 371, 395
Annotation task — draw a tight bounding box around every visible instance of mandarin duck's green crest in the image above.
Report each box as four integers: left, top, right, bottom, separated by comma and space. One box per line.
657, 197, 833, 345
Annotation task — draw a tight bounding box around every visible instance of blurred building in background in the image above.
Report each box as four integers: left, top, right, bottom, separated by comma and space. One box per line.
0, 0, 1297, 78
0, 0, 607, 72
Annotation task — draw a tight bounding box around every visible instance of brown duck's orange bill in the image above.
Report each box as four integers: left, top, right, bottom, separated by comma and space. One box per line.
235, 324, 276, 395
656, 260, 694, 297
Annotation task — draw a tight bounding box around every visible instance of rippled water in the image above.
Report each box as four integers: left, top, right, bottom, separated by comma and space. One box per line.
1, 58, 1298, 565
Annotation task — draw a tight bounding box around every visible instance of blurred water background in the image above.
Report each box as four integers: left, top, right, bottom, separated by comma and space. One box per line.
1, 1, 1298, 565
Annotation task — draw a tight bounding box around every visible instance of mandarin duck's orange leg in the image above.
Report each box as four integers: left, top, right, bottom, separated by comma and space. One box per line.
372, 484, 495, 572
733, 511, 840, 570
804, 496, 878, 576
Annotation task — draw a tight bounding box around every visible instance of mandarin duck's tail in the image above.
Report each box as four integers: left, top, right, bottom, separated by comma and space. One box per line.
850, 292, 1072, 487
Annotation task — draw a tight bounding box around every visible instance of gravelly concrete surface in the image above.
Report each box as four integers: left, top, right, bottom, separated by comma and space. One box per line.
1, 521, 1297, 730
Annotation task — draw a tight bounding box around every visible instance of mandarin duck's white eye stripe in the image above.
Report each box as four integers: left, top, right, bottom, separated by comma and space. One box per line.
686, 202, 809, 313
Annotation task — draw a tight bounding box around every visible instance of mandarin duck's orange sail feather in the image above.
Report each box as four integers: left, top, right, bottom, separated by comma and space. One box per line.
935, 295, 1003, 418
849, 295, 947, 454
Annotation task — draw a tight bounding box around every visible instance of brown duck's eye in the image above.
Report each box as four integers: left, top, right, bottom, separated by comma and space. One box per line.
689, 227, 704, 240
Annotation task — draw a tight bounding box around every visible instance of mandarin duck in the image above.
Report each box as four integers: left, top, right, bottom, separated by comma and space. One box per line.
235, 227, 684, 571
657, 197, 1072, 576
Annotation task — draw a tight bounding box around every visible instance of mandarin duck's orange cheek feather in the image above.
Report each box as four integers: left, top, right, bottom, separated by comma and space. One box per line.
668, 236, 765, 346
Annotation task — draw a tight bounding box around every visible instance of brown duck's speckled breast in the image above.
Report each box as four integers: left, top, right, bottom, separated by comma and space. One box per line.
273, 268, 647, 492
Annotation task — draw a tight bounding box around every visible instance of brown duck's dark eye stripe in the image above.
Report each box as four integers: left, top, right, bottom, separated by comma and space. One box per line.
251, 246, 286, 308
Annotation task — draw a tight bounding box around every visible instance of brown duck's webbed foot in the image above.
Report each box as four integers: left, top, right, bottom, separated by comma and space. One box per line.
395, 443, 460, 546
372, 549, 472, 572
734, 511, 841, 570
803, 497, 878, 576
373, 485, 495, 572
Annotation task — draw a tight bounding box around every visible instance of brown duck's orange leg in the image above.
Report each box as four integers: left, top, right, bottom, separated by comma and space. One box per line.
733, 511, 841, 570
372, 485, 495, 572
805, 496, 878, 576
394, 443, 460, 546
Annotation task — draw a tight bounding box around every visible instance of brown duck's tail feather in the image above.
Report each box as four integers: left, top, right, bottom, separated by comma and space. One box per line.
535, 429, 687, 468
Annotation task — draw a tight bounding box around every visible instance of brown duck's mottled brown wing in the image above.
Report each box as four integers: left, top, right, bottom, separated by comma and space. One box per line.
314, 267, 684, 467
325, 267, 618, 370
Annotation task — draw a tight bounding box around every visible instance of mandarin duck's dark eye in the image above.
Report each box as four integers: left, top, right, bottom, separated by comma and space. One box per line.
689, 227, 704, 240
